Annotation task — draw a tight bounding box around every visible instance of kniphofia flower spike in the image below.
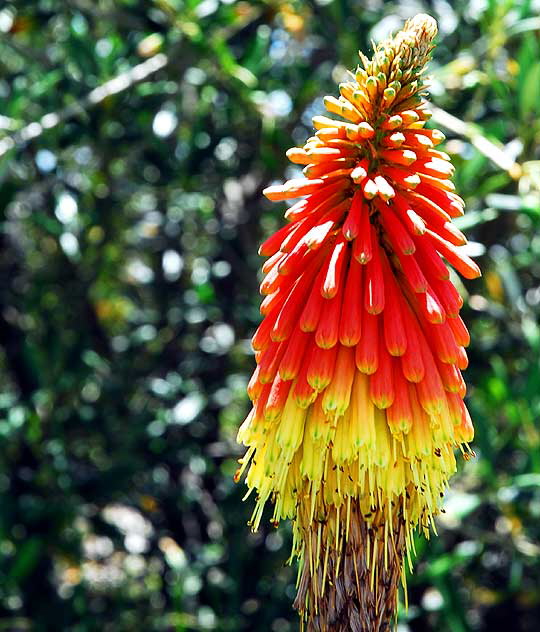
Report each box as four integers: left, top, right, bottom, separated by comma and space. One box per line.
236, 14, 480, 631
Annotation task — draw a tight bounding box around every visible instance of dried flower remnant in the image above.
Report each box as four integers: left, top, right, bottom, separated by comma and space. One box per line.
236, 14, 480, 631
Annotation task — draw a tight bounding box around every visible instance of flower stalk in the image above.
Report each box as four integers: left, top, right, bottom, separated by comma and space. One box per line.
236, 14, 480, 631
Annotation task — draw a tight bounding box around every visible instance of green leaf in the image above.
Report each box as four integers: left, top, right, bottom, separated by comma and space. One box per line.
9, 538, 42, 582
520, 61, 540, 117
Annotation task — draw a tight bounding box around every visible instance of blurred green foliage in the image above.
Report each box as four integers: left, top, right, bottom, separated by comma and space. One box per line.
0, 0, 539, 630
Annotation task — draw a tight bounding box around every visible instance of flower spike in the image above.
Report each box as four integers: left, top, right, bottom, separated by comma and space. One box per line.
237, 13, 480, 631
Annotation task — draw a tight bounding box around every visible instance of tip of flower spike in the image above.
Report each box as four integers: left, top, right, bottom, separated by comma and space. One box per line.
365, 14, 438, 90
404, 13, 438, 41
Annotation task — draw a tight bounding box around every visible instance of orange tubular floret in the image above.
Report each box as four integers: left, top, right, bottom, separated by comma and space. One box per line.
415, 157, 454, 179
387, 363, 413, 433
351, 158, 369, 183
456, 407, 474, 443
357, 122, 375, 138
282, 215, 326, 253
278, 219, 310, 254
447, 314, 470, 347
436, 357, 466, 395
299, 264, 328, 332
292, 362, 317, 408
404, 190, 452, 223
399, 304, 425, 382
260, 286, 286, 316
315, 127, 344, 142
247, 366, 263, 400
413, 283, 447, 325
315, 293, 342, 349
353, 204, 373, 263
304, 158, 355, 179
264, 376, 293, 421
263, 178, 326, 201
374, 175, 396, 200
413, 235, 450, 280
380, 148, 417, 166
376, 201, 415, 255
418, 172, 455, 192
342, 190, 364, 240
429, 278, 463, 318
307, 344, 339, 390
361, 177, 378, 199
394, 249, 428, 293
286, 147, 311, 164
287, 192, 346, 225
279, 328, 311, 381
401, 109, 420, 125
434, 220, 467, 248
252, 306, 279, 351
284, 198, 309, 222
322, 345, 356, 415
320, 167, 355, 181
381, 255, 407, 357
364, 239, 385, 314
426, 229, 482, 279
380, 164, 421, 189
280, 241, 331, 281
416, 339, 446, 415
259, 222, 296, 257
251, 382, 271, 419
325, 138, 359, 151
339, 257, 363, 347
417, 127, 445, 144
308, 147, 356, 163
272, 270, 320, 342
391, 196, 426, 235
457, 345, 469, 370
415, 182, 465, 217
321, 239, 349, 299
277, 242, 309, 277
423, 321, 460, 364
405, 197, 466, 247
262, 250, 284, 275
382, 132, 405, 148
259, 341, 286, 383
446, 391, 465, 425
402, 130, 433, 149
355, 312, 379, 374
303, 203, 350, 251
370, 340, 395, 409
285, 180, 349, 220
382, 114, 403, 130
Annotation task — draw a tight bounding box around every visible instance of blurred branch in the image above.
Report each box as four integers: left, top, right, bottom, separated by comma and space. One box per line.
507, 16, 540, 37
430, 105, 523, 180
0, 32, 55, 69
159, 1, 262, 95
0, 115, 20, 131
67, 0, 147, 29
0, 53, 169, 158
0, 234, 41, 401
0, 0, 266, 160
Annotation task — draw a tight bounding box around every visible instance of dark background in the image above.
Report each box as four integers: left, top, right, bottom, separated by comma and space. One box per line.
0, 1, 539, 630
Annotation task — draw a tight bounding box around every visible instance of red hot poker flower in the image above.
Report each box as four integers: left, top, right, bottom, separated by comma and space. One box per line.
237, 14, 480, 631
